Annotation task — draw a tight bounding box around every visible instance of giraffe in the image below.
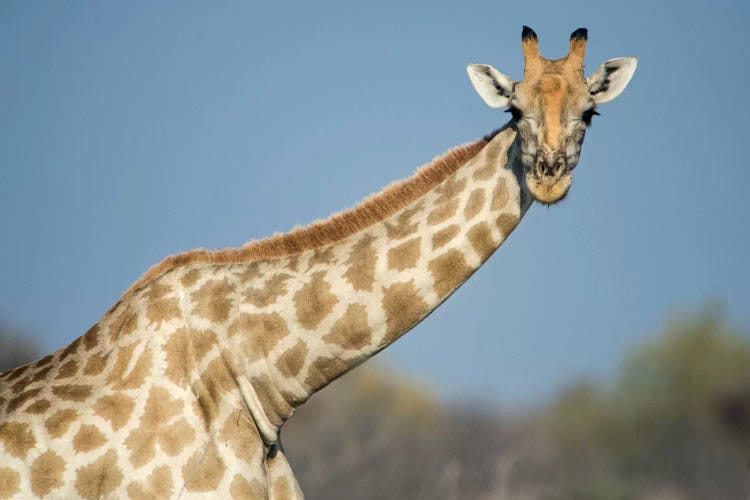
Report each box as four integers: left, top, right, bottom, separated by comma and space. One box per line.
468, 26, 637, 204
0, 26, 635, 499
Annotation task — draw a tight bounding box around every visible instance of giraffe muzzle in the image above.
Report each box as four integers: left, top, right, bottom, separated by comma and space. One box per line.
533, 153, 567, 180
525, 152, 573, 205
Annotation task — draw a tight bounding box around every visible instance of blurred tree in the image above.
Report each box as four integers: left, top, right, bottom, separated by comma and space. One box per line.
545, 308, 750, 499
283, 365, 534, 500
716, 387, 750, 460
284, 308, 750, 499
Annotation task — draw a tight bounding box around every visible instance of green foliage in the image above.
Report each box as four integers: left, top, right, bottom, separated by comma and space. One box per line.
285, 308, 750, 499
617, 309, 750, 421
545, 308, 750, 499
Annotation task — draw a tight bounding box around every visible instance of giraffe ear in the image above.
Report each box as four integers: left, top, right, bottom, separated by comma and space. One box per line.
587, 57, 638, 104
466, 64, 515, 108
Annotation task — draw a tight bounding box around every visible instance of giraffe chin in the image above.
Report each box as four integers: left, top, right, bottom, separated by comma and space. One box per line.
525, 171, 572, 205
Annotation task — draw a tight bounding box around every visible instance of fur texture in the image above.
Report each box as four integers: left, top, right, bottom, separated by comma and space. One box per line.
122, 139, 488, 299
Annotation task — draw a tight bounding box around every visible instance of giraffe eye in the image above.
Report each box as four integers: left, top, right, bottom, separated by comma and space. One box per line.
505, 106, 523, 121
582, 108, 600, 126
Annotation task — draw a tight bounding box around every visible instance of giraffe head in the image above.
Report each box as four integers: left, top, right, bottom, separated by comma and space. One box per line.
467, 26, 637, 204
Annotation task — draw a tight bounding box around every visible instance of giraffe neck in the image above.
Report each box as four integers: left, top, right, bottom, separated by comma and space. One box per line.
216, 126, 531, 429
0, 127, 529, 498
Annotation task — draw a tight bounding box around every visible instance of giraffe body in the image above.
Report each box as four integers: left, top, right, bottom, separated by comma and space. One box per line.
0, 128, 526, 498
0, 26, 636, 498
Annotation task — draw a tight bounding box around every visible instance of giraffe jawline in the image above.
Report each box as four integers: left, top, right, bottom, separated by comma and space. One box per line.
524, 170, 573, 205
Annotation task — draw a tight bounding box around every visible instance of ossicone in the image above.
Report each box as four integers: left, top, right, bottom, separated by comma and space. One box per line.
521, 26, 538, 41
567, 27, 587, 67
569, 28, 588, 41
521, 25, 541, 79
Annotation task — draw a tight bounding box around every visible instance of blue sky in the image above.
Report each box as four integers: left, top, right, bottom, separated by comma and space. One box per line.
1, 1, 748, 406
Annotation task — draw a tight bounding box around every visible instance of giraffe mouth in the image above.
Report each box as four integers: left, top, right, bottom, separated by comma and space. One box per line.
524, 168, 573, 205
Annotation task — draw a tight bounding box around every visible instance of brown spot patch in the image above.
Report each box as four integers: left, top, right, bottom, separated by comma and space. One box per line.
323, 304, 371, 350
83, 352, 109, 376
250, 374, 293, 425
75, 449, 123, 499
429, 249, 473, 298
464, 188, 486, 220
181, 268, 202, 288
145, 281, 172, 301
146, 297, 180, 328
434, 175, 467, 204
192, 356, 239, 427
432, 225, 461, 250
93, 393, 134, 431
275, 340, 308, 378
163, 328, 218, 386
3, 365, 30, 383
271, 476, 293, 500
467, 222, 495, 261
26, 399, 51, 414
427, 198, 459, 226
106, 341, 137, 385
304, 356, 356, 392
491, 177, 510, 211
234, 261, 262, 282
219, 411, 261, 460
381, 281, 429, 345
51, 384, 92, 402
73, 424, 107, 454
182, 443, 225, 492
34, 354, 54, 368
9, 377, 31, 394
82, 324, 100, 351
243, 273, 292, 308
384, 202, 424, 240
114, 346, 152, 390
145, 281, 174, 302
6, 388, 41, 413
127, 465, 173, 500
56, 359, 78, 379
45, 409, 78, 438
125, 386, 194, 467
294, 271, 338, 330
229, 313, 289, 362
0, 467, 20, 499
285, 255, 300, 272
307, 245, 336, 268
230, 475, 265, 499
0, 421, 35, 458
31, 365, 52, 383
160, 418, 194, 456
192, 278, 236, 324
387, 237, 421, 271
472, 158, 496, 180
496, 212, 520, 237
108, 307, 139, 339
343, 234, 377, 292
31, 450, 65, 496
59, 338, 82, 361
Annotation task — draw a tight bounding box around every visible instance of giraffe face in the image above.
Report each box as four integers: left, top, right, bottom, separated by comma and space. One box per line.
467, 26, 637, 205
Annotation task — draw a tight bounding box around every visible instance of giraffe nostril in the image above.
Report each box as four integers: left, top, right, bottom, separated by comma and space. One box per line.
542, 162, 556, 176
538, 156, 567, 178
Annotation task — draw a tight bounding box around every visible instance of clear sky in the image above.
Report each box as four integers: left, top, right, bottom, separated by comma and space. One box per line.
1, 1, 748, 406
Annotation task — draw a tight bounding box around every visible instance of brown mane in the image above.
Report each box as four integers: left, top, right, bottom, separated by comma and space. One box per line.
121, 138, 488, 299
